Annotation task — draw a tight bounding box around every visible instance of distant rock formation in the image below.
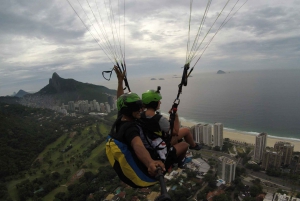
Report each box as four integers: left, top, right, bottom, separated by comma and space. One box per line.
48, 72, 77, 93
151, 78, 156, 80
14, 90, 30, 97
217, 70, 226, 74
159, 78, 164, 80
26, 72, 117, 104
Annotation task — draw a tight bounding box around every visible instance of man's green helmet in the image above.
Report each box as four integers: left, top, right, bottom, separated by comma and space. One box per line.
142, 88, 162, 104
117, 92, 142, 111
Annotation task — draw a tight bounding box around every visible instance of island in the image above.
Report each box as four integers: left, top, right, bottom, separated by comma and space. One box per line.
217, 70, 226, 74
150, 78, 156, 80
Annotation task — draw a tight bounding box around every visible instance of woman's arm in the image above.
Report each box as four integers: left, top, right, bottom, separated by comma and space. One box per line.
113, 65, 126, 98
131, 136, 165, 176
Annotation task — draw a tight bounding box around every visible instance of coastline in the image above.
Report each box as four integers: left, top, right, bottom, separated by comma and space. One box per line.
179, 119, 300, 152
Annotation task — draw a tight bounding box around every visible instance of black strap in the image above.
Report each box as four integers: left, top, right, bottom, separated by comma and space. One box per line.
102, 62, 131, 92
165, 63, 193, 163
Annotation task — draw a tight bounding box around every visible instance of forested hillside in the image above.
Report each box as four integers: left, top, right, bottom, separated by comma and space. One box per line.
0, 103, 99, 179
0, 103, 111, 200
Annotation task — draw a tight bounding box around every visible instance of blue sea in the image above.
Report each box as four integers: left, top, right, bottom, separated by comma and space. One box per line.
102, 69, 300, 141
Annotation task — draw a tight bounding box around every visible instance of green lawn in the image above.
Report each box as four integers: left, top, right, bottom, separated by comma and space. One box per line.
6, 121, 111, 201
229, 146, 236, 154
236, 147, 245, 154
43, 185, 68, 201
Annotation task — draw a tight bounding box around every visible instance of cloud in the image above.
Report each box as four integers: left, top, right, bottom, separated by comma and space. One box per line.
0, 0, 300, 96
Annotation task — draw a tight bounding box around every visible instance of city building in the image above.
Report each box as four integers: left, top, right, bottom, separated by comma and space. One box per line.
79, 100, 89, 113
290, 155, 300, 173
105, 102, 111, 113
191, 124, 203, 144
68, 101, 75, 112
253, 132, 267, 163
100, 103, 106, 113
203, 124, 212, 146
213, 123, 223, 148
273, 193, 291, 201
108, 96, 115, 110
261, 150, 282, 170
274, 141, 294, 165
217, 156, 236, 183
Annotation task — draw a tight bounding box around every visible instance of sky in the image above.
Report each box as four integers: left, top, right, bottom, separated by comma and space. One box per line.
0, 0, 300, 96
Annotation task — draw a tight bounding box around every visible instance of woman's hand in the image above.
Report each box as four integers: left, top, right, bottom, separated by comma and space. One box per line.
113, 65, 126, 82
147, 160, 166, 176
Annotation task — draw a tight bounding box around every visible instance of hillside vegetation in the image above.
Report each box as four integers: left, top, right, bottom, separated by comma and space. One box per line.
0, 103, 116, 201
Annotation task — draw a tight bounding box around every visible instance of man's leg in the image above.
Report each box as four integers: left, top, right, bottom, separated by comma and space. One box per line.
178, 127, 196, 147
173, 142, 189, 160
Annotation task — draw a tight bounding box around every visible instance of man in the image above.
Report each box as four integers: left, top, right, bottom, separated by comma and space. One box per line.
141, 89, 201, 151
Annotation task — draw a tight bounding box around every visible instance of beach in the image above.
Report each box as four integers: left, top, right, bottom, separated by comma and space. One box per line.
180, 120, 300, 152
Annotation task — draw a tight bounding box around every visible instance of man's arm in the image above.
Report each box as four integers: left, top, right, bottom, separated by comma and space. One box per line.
131, 136, 165, 176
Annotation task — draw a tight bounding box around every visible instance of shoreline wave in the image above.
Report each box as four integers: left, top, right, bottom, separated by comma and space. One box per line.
159, 112, 300, 143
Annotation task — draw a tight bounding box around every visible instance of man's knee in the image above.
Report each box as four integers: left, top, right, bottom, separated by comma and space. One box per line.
173, 142, 189, 156
179, 127, 191, 135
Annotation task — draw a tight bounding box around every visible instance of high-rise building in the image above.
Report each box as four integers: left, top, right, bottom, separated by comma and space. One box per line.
95, 102, 100, 112
105, 102, 111, 113
253, 132, 267, 162
108, 96, 114, 110
289, 156, 300, 173
261, 150, 282, 170
68, 101, 75, 112
191, 124, 203, 144
99, 103, 105, 112
203, 124, 212, 146
79, 100, 89, 113
217, 156, 236, 183
214, 123, 223, 148
274, 141, 294, 165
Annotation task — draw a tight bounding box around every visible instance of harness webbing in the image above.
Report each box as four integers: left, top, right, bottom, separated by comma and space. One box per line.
165, 63, 193, 162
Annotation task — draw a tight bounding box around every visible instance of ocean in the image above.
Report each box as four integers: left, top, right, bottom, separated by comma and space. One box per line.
102, 69, 300, 141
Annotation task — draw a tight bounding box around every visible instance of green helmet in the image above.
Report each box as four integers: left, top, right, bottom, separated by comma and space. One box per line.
142, 89, 162, 104
117, 92, 142, 111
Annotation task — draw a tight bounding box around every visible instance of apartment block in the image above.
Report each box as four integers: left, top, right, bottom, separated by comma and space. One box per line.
274, 141, 294, 165
262, 150, 282, 170
105, 102, 111, 113
203, 124, 212, 146
217, 156, 236, 183
253, 132, 267, 162
191, 124, 203, 144
213, 123, 223, 147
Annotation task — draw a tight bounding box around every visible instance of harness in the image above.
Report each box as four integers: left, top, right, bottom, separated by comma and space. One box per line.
140, 112, 166, 139
106, 116, 158, 188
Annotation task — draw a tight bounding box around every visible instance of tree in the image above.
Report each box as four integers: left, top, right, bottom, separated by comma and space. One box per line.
55, 192, 67, 201
213, 146, 221, 151
41, 169, 46, 175
64, 168, 71, 174
51, 172, 61, 180
213, 193, 230, 201
249, 185, 263, 197
251, 178, 261, 185
203, 173, 217, 189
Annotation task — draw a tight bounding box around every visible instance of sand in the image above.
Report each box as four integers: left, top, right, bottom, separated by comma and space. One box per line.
180, 120, 300, 152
